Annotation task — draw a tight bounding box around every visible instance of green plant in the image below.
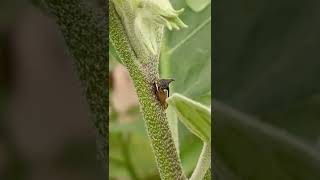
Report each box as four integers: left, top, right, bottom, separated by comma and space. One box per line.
110, 0, 211, 179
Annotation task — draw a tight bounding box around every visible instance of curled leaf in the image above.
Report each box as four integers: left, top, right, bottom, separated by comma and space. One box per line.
167, 93, 211, 142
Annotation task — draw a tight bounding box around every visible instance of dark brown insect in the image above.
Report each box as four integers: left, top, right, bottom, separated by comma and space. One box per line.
154, 79, 174, 109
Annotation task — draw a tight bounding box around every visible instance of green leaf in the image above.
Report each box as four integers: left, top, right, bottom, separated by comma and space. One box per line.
179, 129, 203, 175
109, 123, 160, 179
214, 100, 320, 180
160, 2, 211, 176
186, 0, 211, 12
167, 93, 211, 142
263, 94, 320, 142
216, 1, 320, 178
161, 0, 211, 106
215, 0, 320, 139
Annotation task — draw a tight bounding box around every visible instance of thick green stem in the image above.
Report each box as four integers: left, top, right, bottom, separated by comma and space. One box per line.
190, 143, 211, 180
167, 106, 179, 154
109, 2, 186, 179
160, 44, 179, 154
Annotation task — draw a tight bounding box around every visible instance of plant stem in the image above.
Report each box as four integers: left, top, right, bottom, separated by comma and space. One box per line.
190, 143, 211, 180
167, 106, 179, 154
109, 1, 186, 179
160, 44, 179, 154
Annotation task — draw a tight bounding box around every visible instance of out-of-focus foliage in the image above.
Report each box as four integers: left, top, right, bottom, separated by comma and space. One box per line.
215, 0, 320, 179
214, 101, 320, 179
0, 0, 27, 33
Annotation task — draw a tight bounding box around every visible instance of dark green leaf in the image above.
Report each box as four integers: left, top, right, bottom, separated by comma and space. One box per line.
214, 100, 320, 180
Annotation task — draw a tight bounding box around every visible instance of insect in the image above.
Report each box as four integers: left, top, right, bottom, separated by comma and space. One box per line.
154, 78, 174, 109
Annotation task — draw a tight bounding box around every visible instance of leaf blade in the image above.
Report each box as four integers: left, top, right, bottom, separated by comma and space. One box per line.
214, 100, 320, 179
185, 0, 211, 12
167, 93, 211, 142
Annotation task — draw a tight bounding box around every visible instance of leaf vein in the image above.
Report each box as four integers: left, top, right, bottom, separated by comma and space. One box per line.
167, 17, 211, 55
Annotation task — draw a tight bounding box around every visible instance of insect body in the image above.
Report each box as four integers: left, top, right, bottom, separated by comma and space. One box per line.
154, 79, 174, 109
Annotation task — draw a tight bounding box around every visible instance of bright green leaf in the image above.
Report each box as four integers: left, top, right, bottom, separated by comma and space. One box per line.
167, 93, 211, 142
109, 122, 159, 179
179, 130, 202, 175
162, 0, 211, 105
186, 0, 211, 12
